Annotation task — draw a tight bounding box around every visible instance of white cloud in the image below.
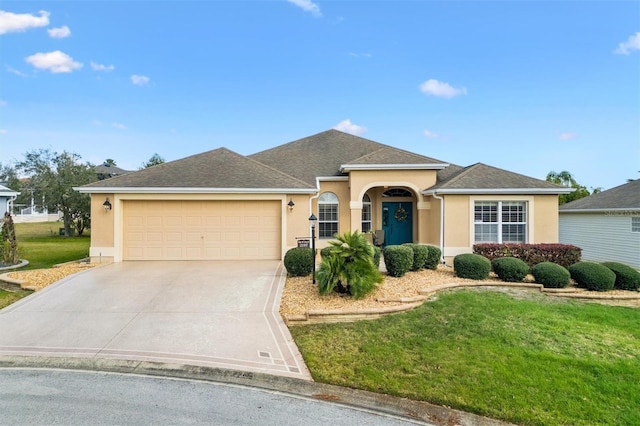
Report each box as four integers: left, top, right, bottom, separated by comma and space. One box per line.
6, 66, 27, 77
91, 62, 115, 72
0, 10, 50, 35
25, 50, 82, 73
130, 74, 150, 86
423, 130, 440, 139
419, 79, 467, 99
47, 25, 71, 38
614, 32, 640, 55
348, 52, 372, 58
287, 0, 321, 17
0, 129, 7, 134
334, 119, 367, 135
559, 132, 577, 140
0, 99, 6, 107
111, 122, 127, 130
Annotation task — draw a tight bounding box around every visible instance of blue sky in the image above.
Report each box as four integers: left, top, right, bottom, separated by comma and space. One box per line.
1, 1, 638, 191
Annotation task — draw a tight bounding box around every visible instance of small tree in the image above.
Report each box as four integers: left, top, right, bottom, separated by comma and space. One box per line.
546, 171, 601, 205
316, 230, 382, 299
17, 149, 95, 236
0, 212, 19, 265
140, 153, 165, 169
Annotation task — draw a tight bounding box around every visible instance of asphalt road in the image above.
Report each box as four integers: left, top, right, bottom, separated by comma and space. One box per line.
0, 368, 426, 425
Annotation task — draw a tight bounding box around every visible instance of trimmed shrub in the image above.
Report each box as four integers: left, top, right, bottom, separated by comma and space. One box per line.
601, 262, 640, 291
491, 257, 529, 282
569, 262, 616, 292
531, 262, 570, 288
283, 247, 314, 277
383, 245, 414, 277
473, 243, 582, 268
404, 243, 428, 271
373, 246, 382, 268
453, 253, 491, 280
424, 245, 442, 270
320, 246, 332, 259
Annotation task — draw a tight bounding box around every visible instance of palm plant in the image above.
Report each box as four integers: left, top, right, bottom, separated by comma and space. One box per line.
316, 230, 383, 299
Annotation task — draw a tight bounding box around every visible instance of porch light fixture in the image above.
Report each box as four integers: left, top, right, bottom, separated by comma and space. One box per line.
288, 199, 295, 211
103, 197, 112, 212
309, 213, 317, 284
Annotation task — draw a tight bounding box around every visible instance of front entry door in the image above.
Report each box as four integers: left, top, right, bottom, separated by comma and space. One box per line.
382, 202, 413, 246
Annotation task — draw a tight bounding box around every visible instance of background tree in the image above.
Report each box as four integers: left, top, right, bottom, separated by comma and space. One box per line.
103, 158, 117, 166
546, 171, 601, 205
0, 162, 29, 211
140, 153, 165, 169
17, 149, 96, 236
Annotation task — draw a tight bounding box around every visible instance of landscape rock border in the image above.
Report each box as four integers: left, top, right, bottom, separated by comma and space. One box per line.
285, 280, 640, 325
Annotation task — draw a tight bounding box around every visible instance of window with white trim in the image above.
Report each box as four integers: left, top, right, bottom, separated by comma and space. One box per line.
474, 201, 527, 243
319, 192, 339, 238
632, 217, 640, 233
361, 194, 372, 232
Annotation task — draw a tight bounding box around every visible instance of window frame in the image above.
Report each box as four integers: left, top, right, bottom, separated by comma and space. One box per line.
361, 193, 372, 233
632, 216, 640, 233
318, 192, 339, 239
474, 201, 528, 244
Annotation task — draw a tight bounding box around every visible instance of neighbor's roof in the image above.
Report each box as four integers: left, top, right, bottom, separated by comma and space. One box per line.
79, 147, 315, 193
559, 179, 640, 212
425, 163, 570, 194
94, 163, 131, 177
0, 183, 19, 196
249, 129, 448, 185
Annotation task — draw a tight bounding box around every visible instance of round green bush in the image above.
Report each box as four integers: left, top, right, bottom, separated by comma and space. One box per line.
404, 243, 428, 271
601, 262, 640, 291
453, 253, 491, 280
491, 257, 530, 282
382, 245, 414, 277
283, 247, 314, 277
531, 262, 570, 288
320, 246, 332, 259
568, 262, 616, 292
424, 245, 442, 270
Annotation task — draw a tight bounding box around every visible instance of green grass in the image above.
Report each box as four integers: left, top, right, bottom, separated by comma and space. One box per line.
13, 221, 90, 270
290, 289, 640, 426
0, 288, 33, 310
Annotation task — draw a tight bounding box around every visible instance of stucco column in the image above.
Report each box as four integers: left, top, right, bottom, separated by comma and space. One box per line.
350, 200, 363, 232
417, 201, 430, 244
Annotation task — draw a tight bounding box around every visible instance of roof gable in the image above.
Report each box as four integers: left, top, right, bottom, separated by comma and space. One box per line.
560, 179, 640, 211
81, 147, 314, 191
249, 129, 446, 185
427, 163, 567, 193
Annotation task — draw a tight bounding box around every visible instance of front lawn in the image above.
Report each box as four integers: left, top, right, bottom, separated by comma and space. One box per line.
0, 288, 33, 310
290, 289, 640, 426
13, 221, 90, 270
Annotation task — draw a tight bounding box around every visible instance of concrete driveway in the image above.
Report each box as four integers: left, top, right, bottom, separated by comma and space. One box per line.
0, 261, 310, 379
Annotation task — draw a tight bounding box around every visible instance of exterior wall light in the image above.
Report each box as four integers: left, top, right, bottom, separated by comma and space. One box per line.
288, 199, 295, 211
103, 198, 112, 212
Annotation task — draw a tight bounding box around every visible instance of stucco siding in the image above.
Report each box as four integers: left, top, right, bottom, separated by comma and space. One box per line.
560, 213, 640, 269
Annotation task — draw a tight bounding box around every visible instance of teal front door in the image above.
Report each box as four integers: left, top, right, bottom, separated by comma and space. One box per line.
382, 202, 413, 246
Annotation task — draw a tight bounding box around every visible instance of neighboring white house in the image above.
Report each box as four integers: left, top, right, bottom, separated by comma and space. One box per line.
559, 179, 640, 269
0, 183, 19, 215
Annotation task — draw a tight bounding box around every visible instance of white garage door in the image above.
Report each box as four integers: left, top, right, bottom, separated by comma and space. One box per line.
123, 200, 281, 260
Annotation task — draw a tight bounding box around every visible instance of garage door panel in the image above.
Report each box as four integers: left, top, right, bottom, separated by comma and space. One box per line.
123, 200, 281, 260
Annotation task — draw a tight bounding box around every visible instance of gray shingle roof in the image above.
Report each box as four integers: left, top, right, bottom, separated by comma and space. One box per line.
427, 162, 564, 191
559, 179, 640, 211
249, 129, 447, 185
82, 147, 314, 190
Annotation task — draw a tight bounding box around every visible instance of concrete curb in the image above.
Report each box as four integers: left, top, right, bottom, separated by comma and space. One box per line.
0, 355, 513, 426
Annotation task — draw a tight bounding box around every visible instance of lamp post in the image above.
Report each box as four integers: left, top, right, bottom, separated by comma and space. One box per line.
309, 213, 317, 284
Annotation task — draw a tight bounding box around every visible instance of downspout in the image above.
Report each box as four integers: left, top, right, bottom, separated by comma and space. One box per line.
430, 191, 445, 264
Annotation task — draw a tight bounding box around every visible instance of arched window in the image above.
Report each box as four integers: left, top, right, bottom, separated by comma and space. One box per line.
382, 188, 412, 197
318, 192, 339, 238
361, 193, 372, 232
